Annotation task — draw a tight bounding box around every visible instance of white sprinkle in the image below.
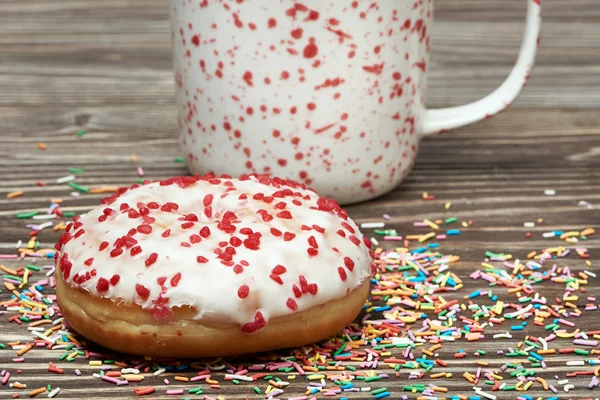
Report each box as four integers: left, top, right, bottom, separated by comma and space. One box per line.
56, 175, 75, 184
557, 379, 569, 385
33, 214, 57, 220
6, 307, 21, 311
32, 331, 56, 343
584, 270, 597, 278
473, 387, 496, 400
45, 267, 56, 277
544, 189, 556, 196
539, 337, 548, 350
70, 192, 80, 197
543, 232, 555, 238
121, 368, 139, 374
524, 222, 535, 228
47, 387, 61, 398
493, 333, 512, 339
93, 373, 101, 379
51, 345, 70, 350
27, 327, 45, 332
360, 222, 385, 229
370, 237, 379, 246
38, 221, 53, 230
15, 240, 22, 249
360, 387, 371, 392
440, 335, 455, 342
224, 374, 254, 382
505, 304, 533, 318
153, 368, 166, 376
564, 383, 574, 392
566, 360, 585, 366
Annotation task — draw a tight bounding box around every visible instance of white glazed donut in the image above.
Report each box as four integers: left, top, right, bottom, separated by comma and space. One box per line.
55, 174, 374, 357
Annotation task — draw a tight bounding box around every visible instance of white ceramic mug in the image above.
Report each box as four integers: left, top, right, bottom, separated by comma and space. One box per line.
170, 0, 541, 204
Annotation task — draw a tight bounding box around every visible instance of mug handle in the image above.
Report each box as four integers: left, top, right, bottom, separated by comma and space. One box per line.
421, 0, 542, 135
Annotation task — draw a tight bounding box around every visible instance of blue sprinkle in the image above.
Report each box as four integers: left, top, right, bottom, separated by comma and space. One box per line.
469, 290, 480, 299
342, 383, 353, 390
446, 229, 461, 235
375, 391, 391, 399
530, 352, 543, 361
511, 325, 524, 331
427, 243, 439, 249
176, 365, 188, 371
374, 305, 391, 312
412, 246, 427, 254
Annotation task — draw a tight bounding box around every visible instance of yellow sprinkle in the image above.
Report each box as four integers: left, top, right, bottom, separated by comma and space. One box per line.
495, 301, 504, 315
444, 202, 451, 210
124, 375, 144, 381
523, 381, 533, 391
423, 219, 439, 230
287, 375, 296, 380
418, 232, 436, 243
461, 221, 468, 228
66, 351, 79, 360
307, 374, 325, 380
89, 361, 102, 366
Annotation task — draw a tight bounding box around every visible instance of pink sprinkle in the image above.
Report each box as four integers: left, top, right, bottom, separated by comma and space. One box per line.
137, 167, 144, 176
558, 319, 575, 327
12, 358, 24, 363
382, 214, 391, 220
1, 371, 9, 385
383, 236, 403, 241
74, 369, 81, 376
167, 390, 184, 395
292, 361, 305, 375
413, 222, 428, 227
0, 255, 18, 259
101, 375, 120, 384
436, 234, 447, 240
164, 378, 169, 385
196, 374, 211, 380
190, 375, 205, 382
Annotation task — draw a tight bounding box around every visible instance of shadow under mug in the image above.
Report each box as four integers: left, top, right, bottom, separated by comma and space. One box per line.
170, 0, 541, 204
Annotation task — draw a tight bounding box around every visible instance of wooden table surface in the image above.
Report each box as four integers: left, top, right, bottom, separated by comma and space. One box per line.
1, 1, 599, 399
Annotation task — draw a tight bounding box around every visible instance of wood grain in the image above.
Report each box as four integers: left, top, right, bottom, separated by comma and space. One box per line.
1, 0, 599, 399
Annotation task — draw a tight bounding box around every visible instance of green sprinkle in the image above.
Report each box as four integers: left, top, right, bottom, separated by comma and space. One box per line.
502, 385, 517, 391
75, 130, 87, 137
68, 168, 84, 174
103, 359, 115, 364
63, 212, 76, 217
59, 352, 69, 361
253, 387, 261, 394
68, 182, 89, 193
232, 379, 239, 385
575, 349, 590, 356
137, 179, 145, 184
26, 264, 40, 271
263, 375, 273, 380
3, 274, 23, 282
365, 376, 382, 382
174, 156, 185, 163
346, 365, 356, 371
334, 340, 347, 356
0, 343, 6, 349
477, 350, 486, 355
17, 211, 39, 219
372, 388, 388, 395
445, 217, 457, 224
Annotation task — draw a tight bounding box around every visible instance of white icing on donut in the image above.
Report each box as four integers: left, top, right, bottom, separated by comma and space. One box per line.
55, 174, 374, 333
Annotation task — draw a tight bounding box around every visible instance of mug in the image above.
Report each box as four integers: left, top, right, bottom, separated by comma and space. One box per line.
170, 0, 541, 204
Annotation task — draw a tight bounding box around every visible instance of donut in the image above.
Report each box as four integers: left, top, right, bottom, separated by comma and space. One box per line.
55, 174, 374, 357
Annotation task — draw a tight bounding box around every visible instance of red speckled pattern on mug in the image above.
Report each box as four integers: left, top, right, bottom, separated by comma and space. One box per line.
170, 0, 433, 204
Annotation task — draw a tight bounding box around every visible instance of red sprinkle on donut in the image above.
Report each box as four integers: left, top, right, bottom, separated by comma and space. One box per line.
349, 235, 361, 246
338, 266, 348, 281
84, 258, 94, 266
196, 255, 208, 263
292, 284, 302, 298
270, 228, 282, 237
344, 256, 355, 271
199, 226, 211, 238
110, 248, 123, 258
286, 298, 298, 311
135, 284, 150, 301
110, 274, 120, 286
145, 252, 158, 267
241, 311, 267, 334
271, 265, 287, 275
99, 241, 109, 251
96, 277, 110, 293
238, 285, 249, 299
270, 274, 283, 285
284, 232, 296, 241
170, 272, 182, 287
130, 246, 142, 256
137, 224, 152, 234
308, 236, 318, 248
276, 210, 292, 219
307, 248, 318, 256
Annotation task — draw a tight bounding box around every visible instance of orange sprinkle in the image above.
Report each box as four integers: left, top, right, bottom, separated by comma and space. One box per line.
89, 186, 119, 194
1, 265, 18, 275
36, 142, 47, 150
28, 386, 46, 396
6, 191, 23, 199
17, 343, 33, 356
131, 154, 137, 163
12, 382, 25, 389
174, 376, 189, 382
